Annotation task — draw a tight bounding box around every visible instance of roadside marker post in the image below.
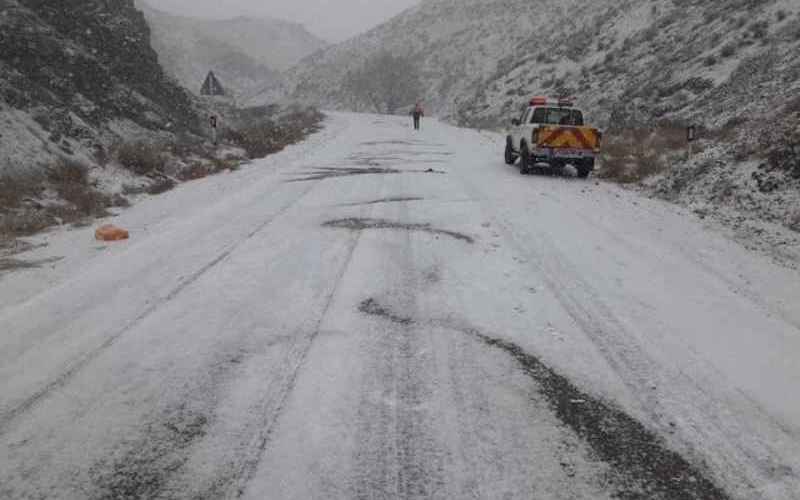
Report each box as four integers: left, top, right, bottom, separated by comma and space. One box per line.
209, 115, 218, 146
687, 125, 697, 159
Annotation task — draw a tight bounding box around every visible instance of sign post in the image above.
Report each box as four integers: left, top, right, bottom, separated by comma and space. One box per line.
200, 71, 226, 147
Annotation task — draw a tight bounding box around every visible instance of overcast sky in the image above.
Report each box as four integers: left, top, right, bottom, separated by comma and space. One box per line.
147, 0, 420, 42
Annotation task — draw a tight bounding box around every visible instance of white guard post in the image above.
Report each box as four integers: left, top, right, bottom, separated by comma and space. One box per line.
687, 125, 697, 159
209, 114, 218, 146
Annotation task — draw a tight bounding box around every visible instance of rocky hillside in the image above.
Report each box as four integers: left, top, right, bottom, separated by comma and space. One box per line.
287, 0, 800, 244
459, 0, 800, 131
0, 0, 203, 175
137, 2, 327, 99
289, 0, 798, 126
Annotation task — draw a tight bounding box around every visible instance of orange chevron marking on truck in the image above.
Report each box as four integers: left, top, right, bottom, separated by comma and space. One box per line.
538, 126, 600, 150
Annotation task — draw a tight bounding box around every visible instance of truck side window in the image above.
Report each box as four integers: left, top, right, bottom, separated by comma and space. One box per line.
519, 108, 529, 124
531, 108, 547, 124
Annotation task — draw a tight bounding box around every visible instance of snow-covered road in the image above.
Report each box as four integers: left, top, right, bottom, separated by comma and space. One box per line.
2, 113, 800, 499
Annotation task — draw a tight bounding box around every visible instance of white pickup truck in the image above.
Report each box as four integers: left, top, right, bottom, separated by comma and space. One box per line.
505, 97, 602, 178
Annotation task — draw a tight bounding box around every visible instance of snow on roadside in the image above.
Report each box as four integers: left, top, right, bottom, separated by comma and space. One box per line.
0, 113, 343, 309
638, 146, 800, 270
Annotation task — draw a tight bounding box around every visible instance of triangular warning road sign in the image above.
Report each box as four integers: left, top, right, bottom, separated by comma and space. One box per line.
200, 71, 225, 96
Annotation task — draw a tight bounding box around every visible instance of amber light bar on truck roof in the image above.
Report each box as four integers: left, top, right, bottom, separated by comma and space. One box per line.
529, 97, 574, 107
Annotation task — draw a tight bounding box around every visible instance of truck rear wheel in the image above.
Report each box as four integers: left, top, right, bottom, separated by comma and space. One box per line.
505, 136, 517, 165
576, 158, 594, 179
520, 141, 531, 175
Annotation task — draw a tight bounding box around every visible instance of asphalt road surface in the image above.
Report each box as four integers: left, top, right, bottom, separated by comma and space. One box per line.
2, 113, 800, 499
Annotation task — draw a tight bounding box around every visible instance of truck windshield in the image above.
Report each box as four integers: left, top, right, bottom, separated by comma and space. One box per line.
531, 107, 584, 126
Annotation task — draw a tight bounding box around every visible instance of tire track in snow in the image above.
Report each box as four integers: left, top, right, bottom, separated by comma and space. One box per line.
229, 225, 364, 499
351, 233, 448, 499
0, 180, 321, 435
538, 187, 800, 333
195, 127, 447, 498
88, 402, 211, 499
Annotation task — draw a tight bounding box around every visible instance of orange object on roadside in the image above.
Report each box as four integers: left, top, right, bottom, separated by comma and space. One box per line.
95, 224, 129, 242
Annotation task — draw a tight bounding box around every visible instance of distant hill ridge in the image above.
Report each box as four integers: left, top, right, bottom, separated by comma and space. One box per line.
137, 1, 327, 99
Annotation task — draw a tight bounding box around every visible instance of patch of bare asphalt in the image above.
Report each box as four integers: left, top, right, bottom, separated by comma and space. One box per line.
345, 154, 449, 167
350, 158, 397, 167
470, 330, 729, 500
287, 167, 403, 182
346, 154, 404, 161
361, 140, 447, 147
382, 151, 455, 157
360, 140, 429, 147
359, 298, 414, 326
0, 256, 63, 272
361, 140, 415, 146
89, 404, 209, 499
288, 166, 445, 182
423, 266, 442, 285
355, 298, 728, 499
340, 196, 425, 207
323, 218, 474, 244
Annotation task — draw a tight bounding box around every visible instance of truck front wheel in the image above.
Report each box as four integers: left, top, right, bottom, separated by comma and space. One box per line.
520, 141, 531, 175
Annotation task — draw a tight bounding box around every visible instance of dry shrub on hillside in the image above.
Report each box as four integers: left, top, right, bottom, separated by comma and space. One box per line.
167, 134, 210, 159
1, 159, 111, 238
721, 43, 737, 58
223, 106, 323, 159
0, 170, 43, 211
176, 159, 238, 182
0, 211, 52, 238
115, 141, 166, 175
48, 158, 88, 185
145, 177, 177, 195
748, 109, 800, 177
598, 126, 688, 183
1, 170, 49, 237
48, 159, 111, 218
766, 127, 800, 178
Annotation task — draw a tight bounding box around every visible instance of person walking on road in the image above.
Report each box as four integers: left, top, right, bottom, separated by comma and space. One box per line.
412, 102, 425, 131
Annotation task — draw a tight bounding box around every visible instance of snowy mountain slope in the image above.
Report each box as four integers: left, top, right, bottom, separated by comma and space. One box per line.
461, 0, 800, 130
0, 0, 202, 175
207, 17, 327, 71
137, 2, 326, 98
